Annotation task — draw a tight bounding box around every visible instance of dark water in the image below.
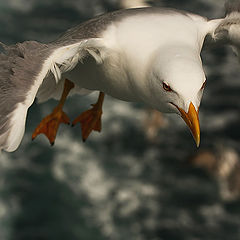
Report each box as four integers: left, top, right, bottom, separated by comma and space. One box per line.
1, 0, 240, 239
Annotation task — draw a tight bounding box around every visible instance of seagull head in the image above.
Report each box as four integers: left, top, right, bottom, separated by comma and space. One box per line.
147, 46, 206, 147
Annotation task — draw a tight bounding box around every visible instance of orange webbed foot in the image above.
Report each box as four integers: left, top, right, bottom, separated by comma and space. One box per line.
72, 92, 104, 142
32, 107, 70, 145
72, 103, 102, 142
32, 78, 74, 146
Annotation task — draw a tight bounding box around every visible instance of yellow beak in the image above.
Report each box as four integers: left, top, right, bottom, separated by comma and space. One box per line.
176, 102, 200, 147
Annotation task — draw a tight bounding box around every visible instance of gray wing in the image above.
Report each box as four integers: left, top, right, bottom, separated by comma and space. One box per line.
0, 8, 124, 152
0, 26, 109, 152
0, 41, 53, 152
52, 7, 188, 46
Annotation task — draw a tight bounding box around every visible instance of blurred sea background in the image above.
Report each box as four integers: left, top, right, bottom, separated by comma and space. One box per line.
1, 0, 240, 239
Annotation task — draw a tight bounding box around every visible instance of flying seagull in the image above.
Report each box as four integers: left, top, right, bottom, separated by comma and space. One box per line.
0, 2, 240, 152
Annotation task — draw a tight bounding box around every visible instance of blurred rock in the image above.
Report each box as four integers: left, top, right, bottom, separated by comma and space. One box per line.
143, 109, 168, 142
189, 146, 240, 201
188, 150, 218, 174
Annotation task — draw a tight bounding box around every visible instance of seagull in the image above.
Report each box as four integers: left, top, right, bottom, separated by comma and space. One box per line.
0, 2, 240, 152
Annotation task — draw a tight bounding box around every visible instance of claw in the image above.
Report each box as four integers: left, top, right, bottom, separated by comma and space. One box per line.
32, 78, 74, 146
32, 107, 70, 145
72, 104, 102, 141
72, 92, 105, 141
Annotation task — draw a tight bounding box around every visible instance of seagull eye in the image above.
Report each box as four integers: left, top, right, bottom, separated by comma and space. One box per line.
163, 82, 172, 92
201, 81, 206, 90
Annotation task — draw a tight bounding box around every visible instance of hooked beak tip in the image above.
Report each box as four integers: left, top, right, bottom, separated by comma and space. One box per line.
195, 134, 200, 148
175, 102, 200, 147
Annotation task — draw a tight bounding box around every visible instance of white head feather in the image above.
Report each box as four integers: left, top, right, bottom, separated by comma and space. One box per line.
148, 44, 206, 113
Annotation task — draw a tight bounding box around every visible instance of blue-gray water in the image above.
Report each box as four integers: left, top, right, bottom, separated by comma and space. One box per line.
1, 0, 240, 239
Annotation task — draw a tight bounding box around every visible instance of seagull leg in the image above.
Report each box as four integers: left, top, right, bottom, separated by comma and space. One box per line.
32, 79, 74, 145
72, 91, 105, 142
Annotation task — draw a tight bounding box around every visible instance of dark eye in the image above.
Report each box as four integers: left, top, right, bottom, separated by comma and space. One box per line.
163, 82, 172, 92
201, 81, 206, 90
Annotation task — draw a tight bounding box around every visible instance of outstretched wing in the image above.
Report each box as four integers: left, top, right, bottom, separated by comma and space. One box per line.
0, 36, 107, 152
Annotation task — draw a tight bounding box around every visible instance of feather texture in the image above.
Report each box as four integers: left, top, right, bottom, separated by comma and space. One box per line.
0, 38, 105, 151
1, 6, 240, 151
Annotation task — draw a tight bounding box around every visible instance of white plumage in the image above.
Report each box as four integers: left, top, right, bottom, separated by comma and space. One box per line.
1, 3, 240, 152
